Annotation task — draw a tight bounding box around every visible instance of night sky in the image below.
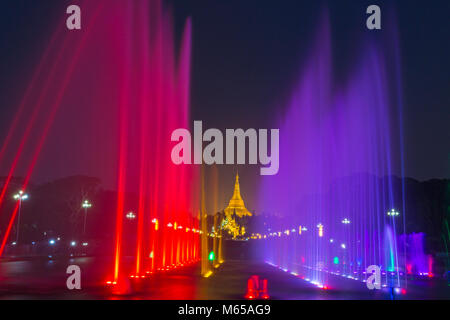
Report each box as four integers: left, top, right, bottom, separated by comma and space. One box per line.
0, 0, 448, 210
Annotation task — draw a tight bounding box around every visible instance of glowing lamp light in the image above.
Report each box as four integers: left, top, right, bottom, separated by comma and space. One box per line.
342, 218, 351, 224
387, 209, 400, 217
49, 239, 56, 245
317, 223, 323, 237
341, 243, 346, 249
14, 190, 28, 200
333, 256, 339, 264
70, 241, 77, 247
82, 200, 92, 209
151, 218, 159, 230
208, 251, 215, 261
126, 212, 136, 220
167, 223, 173, 228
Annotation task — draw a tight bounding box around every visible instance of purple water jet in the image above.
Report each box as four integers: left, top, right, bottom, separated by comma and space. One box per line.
257, 12, 406, 289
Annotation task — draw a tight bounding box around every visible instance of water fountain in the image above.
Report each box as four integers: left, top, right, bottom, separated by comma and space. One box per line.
257, 11, 407, 292
0, 0, 200, 291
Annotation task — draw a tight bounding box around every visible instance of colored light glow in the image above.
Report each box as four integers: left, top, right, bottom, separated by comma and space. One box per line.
333, 256, 339, 264
387, 209, 400, 216
317, 223, 323, 237
82, 200, 92, 208
126, 212, 136, 219
0, 0, 200, 283
208, 251, 215, 261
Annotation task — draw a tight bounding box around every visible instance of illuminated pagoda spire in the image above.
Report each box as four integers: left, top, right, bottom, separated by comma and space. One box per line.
224, 173, 252, 218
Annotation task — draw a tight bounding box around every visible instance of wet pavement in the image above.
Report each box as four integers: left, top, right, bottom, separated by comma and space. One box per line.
0, 257, 448, 299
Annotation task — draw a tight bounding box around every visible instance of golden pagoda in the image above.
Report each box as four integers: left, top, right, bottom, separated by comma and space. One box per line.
224, 173, 252, 218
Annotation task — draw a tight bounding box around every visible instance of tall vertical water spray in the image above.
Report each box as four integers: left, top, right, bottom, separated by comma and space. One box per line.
258, 12, 406, 290
108, 0, 199, 287
0, 0, 199, 288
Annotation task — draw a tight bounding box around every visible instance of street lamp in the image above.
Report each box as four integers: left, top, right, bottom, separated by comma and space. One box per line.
341, 218, 351, 274
152, 218, 159, 230
317, 223, 324, 237
13, 190, 28, 243
82, 200, 92, 235
387, 209, 400, 217
387, 208, 400, 285
126, 211, 136, 220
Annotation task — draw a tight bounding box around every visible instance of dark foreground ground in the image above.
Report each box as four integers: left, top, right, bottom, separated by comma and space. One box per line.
0, 255, 448, 300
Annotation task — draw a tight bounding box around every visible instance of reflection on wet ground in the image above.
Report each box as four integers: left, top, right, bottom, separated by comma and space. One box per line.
0, 257, 448, 299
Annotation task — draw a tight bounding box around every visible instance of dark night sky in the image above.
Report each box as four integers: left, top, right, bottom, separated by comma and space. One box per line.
0, 0, 448, 208
171, 0, 450, 182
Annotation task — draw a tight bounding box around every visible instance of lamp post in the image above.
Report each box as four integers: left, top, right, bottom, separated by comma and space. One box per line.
387, 209, 400, 287
13, 190, 28, 243
317, 223, 324, 237
341, 218, 351, 275
126, 211, 136, 220
387, 209, 399, 217
82, 200, 92, 235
